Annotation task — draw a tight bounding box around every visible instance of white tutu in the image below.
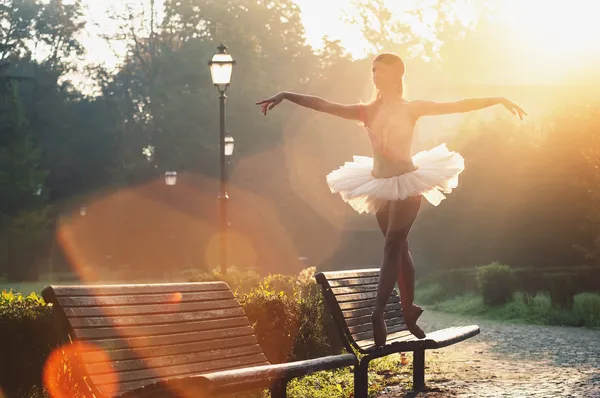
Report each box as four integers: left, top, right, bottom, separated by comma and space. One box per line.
326, 144, 465, 214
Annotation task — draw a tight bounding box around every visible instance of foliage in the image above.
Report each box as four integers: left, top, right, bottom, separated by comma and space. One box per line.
0, 75, 50, 281
0, 0, 85, 68
414, 283, 448, 305
420, 264, 600, 308
571, 104, 600, 262
286, 354, 411, 398
190, 266, 262, 295
429, 291, 600, 329
476, 262, 514, 306
236, 267, 343, 363
0, 291, 57, 397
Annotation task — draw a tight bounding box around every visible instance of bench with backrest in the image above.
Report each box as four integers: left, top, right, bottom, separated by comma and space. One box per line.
42, 281, 356, 398
316, 268, 480, 397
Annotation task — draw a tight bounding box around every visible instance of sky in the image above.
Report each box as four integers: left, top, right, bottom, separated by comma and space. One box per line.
72, 0, 600, 88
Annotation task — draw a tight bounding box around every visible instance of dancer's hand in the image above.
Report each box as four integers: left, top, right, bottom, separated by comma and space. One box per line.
256, 92, 286, 115
501, 98, 527, 120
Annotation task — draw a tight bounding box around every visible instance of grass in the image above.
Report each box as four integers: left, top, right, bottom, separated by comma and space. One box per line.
230, 353, 414, 398
416, 283, 600, 329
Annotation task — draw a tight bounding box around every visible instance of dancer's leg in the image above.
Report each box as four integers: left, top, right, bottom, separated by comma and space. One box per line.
378, 201, 419, 313
375, 201, 390, 236
398, 247, 416, 306
398, 243, 425, 338
372, 196, 421, 346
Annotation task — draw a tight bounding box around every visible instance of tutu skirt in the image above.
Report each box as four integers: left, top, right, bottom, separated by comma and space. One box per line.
326, 144, 465, 214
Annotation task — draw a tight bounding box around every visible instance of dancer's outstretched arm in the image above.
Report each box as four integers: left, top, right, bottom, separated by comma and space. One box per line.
410, 97, 527, 120
256, 91, 363, 121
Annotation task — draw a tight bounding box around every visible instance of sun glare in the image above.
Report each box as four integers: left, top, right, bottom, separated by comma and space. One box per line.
495, 0, 600, 79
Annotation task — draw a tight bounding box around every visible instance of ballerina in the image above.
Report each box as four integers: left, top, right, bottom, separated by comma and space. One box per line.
257, 53, 526, 346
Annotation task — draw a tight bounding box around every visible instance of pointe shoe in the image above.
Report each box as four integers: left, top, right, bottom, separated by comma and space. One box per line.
404, 304, 426, 339
371, 312, 387, 347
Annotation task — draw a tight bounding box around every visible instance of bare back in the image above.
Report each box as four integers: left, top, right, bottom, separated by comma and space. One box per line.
363, 100, 418, 178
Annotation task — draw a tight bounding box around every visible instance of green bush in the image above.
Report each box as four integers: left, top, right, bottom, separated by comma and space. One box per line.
541, 271, 577, 309
190, 266, 261, 295
422, 265, 600, 302
238, 288, 300, 363
237, 267, 343, 363
430, 293, 485, 315
259, 273, 297, 298
0, 290, 53, 397
414, 283, 448, 305
418, 268, 478, 295
476, 262, 515, 306
430, 290, 600, 328
0, 290, 84, 397
572, 292, 600, 328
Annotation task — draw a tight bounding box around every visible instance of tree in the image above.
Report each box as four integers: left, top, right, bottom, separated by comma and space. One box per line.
0, 0, 85, 70
97, 0, 320, 184
0, 71, 50, 280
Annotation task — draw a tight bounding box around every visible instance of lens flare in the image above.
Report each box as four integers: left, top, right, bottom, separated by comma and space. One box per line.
43, 342, 117, 398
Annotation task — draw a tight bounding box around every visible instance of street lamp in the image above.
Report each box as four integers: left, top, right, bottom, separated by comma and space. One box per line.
225, 134, 235, 157
164, 171, 178, 186
209, 43, 236, 275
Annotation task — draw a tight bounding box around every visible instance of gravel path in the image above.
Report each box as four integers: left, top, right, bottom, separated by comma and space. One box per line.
379, 310, 600, 397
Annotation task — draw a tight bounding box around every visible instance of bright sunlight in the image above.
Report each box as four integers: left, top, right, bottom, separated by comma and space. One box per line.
80, 0, 600, 87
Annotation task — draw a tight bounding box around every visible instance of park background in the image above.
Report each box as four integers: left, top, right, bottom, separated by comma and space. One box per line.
2, 1, 600, 397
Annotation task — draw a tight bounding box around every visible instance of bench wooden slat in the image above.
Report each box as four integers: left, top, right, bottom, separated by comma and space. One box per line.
344, 307, 403, 325
85, 344, 265, 375
330, 284, 378, 295
194, 354, 358, 394
91, 353, 269, 385
342, 302, 402, 321
49, 282, 230, 296
320, 269, 380, 280
337, 295, 398, 310
104, 360, 270, 397
356, 330, 417, 350
336, 290, 400, 303
347, 317, 405, 335
63, 299, 238, 317
345, 310, 404, 328
81, 325, 254, 352
80, 335, 260, 363
352, 323, 407, 342
73, 317, 251, 340
57, 290, 234, 307
327, 277, 379, 287
69, 307, 246, 328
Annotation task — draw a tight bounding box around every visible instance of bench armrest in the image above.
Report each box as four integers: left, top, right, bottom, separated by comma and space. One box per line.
123, 354, 357, 397
423, 325, 480, 350
198, 353, 357, 393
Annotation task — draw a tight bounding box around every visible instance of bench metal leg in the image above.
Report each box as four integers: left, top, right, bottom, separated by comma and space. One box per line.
413, 349, 425, 391
270, 380, 287, 398
354, 358, 370, 398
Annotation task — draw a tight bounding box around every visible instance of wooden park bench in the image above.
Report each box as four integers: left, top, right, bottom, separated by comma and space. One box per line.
315, 269, 480, 397
42, 281, 357, 398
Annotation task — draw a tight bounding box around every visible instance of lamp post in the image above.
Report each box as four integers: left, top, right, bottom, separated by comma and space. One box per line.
209, 43, 236, 274
164, 171, 178, 186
